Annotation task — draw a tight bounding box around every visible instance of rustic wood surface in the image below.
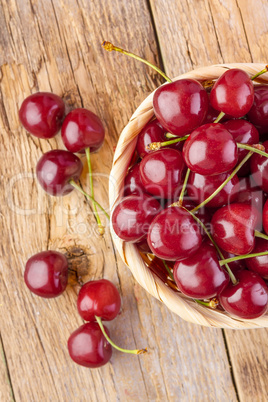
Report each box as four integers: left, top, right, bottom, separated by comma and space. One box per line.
0, 0, 268, 401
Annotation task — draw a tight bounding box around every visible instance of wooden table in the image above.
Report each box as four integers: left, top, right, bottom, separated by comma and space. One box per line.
1, 0, 268, 401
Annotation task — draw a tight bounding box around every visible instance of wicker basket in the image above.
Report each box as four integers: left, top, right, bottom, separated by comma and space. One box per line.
109, 63, 268, 329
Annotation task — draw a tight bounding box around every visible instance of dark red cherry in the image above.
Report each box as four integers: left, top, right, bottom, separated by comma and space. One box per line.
67, 322, 112, 368
223, 119, 259, 176
124, 164, 146, 196
77, 279, 121, 322
250, 140, 268, 193
153, 79, 209, 136
210, 69, 254, 117
246, 238, 268, 279
219, 270, 268, 319
220, 249, 246, 274
147, 206, 202, 261
136, 120, 166, 158
174, 242, 229, 299
211, 203, 258, 255
139, 148, 185, 199
136, 238, 152, 254
247, 85, 268, 133
264, 200, 268, 235
111, 194, 161, 243
36, 150, 83, 196
24, 251, 68, 298
183, 123, 238, 175
61, 108, 105, 153
187, 170, 239, 208
19, 92, 65, 139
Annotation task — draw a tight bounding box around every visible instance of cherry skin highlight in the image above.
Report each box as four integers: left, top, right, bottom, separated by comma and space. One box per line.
67, 322, 112, 368
210, 68, 254, 117
24, 251, 68, 298
174, 242, 229, 299
250, 140, 268, 193
36, 150, 83, 196
77, 279, 121, 322
61, 108, 105, 153
219, 270, 268, 319
19, 92, 65, 139
183, 123, 238, 176
153, 79, 209, 136
147, 206, 202, 261
111, 194, 161, 243
246, 238, 268, 279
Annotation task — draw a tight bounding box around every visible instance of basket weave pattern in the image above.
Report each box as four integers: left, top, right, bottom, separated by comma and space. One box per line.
109, 63, 268, 329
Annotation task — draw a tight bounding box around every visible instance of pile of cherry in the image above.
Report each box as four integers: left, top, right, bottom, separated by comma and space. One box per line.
19, 92, 146, 368
110, 62, 268, 321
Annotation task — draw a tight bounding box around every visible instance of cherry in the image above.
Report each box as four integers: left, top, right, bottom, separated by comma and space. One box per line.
210, 69, 254, 117
139, 148, 185, 199
173, 242, 229, 299
219, 270, 268, 319
19, 92, 65, 139
246, 238, 268, 279
153, 79, 209, 136
67, 322, 112, 368
247, 85, 268, 134
147, 206, 202, 261
211, 203, 258, 255
136, 119, 166, 158
187, 170, 239, 208
250, 140, 268, 193
183, 123, 238, 176
61, 108, 105, 153
264, 200, 268, 235
77, 279, 121, 321
223, 120, 259, 176
124, 163, 146, 196
36, 150, 83, 196
111, 194, 161, 242
24, 251, 68, 298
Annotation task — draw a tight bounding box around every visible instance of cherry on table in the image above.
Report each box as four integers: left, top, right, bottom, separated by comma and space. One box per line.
24, 251, 68, 298
36, 150, 83, 196
19, 92, 65, 139
67, 322, 112, 368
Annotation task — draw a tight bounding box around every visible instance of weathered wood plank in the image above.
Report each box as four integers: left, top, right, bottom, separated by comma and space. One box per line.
0, 335, 14, 402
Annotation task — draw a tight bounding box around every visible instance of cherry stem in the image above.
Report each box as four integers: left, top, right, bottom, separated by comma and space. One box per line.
255, 230, 268, 241
251, 65, 268, 81
85, 148, 105, 235
191, 151, 253, 213
182, 207, 237, 285
69, 179, 110, 220
102, 41, 172, 83
214, 111, 226, 124
165, 132, 178, 139
194, 298, 219, 309
178, 168, 191, 206
95, 316, 147, 355
237, 143, 268, 158
219, 251, 268, 266
162, 260, 175, 281
148, 135, 189, 151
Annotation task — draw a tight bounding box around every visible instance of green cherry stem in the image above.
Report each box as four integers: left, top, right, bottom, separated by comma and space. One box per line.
237, 143, 268, 158
251, 65, 268, 81
148, 135, 189, 151
219, 251, 268, 266
85, 147, 105, 235
255, 231, 268, 241
214, 111, 226, 124
194, 298, 219, 309
178, 168, 191, 206
165, 132, 179, 139
102, 41, 172, 83
69, 179, 110, 220
95, 316, 147, 355
162, 260, 175, 281
191, 151, 253, 213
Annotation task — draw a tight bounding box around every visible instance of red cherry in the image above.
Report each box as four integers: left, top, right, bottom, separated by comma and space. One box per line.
174, 242, 229, 299
211, 203, 258, 255
136, 119, 166, 158
139, 148, 185, 199
67, 322, 112, 368
24, 251, 68, 298
61, 108, 105, 153
247, 85, 268, 133
19, 92, 65, 139
250, 140, 268, 193
147, 206, 202, 261
124, 164, 146, 196
219, 270, 268, 319
246, 238, 268, 279
183, 123, 238, 176
153, 79, 209, 136
210, 69, 254, 117
111, 194, 161, 243
36, 150, 83, 196
264, 200, 268, 235
77, 279, 121, 321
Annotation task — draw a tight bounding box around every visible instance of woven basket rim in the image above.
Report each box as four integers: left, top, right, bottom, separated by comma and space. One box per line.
109, 63, 268, 329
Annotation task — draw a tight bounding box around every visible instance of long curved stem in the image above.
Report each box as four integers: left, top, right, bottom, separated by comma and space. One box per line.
178, 168, 191, 206
251, 65, 268, 81
237, 143, 268, 158
95, 316, 147, 355
219, 251, 268, 266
